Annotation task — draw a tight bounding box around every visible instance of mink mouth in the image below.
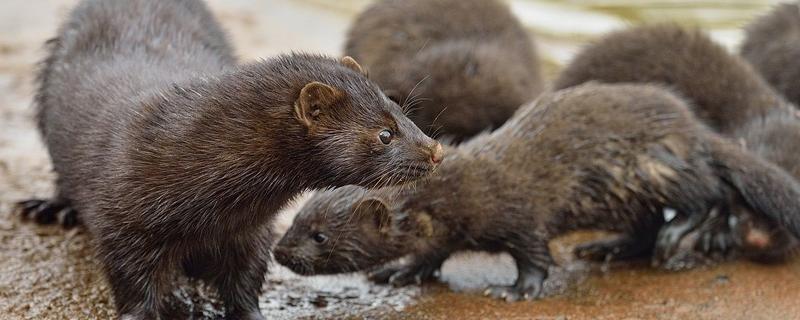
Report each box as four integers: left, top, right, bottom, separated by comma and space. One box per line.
398, 162, 434, 179
274, 249, 316, 275
361, 161, 434, 188
277, 257, 315, 276
394, 161, 436, 182
277, 255, 355, 276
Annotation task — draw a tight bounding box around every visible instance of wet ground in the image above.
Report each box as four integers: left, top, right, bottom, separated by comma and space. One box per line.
1, 0, 798, 319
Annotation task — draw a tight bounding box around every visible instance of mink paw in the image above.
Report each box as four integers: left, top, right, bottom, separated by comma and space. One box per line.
16, 199, 79, 228
483, 268, 545, 302
368, 263, 439, 287
483, 283, 541, 302
653, 206, 733, 270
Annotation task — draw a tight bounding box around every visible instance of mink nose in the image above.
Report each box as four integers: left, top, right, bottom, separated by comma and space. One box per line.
429, 142, 444, 165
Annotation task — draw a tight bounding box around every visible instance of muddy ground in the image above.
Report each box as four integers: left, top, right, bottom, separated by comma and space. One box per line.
0, 0, 798, 319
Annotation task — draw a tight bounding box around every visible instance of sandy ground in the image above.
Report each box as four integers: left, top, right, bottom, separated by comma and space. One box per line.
1, 0, 798, 319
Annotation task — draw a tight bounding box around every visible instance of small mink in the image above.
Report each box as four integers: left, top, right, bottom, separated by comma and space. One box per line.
553, 23, 800, 267
276, 83, 800, 301
345, 0, 544, 141
19, 0, 442, 318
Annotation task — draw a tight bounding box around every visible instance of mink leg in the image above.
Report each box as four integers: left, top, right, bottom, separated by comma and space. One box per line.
485, 239, 553, 302
368, 251, 450, 286
100, 243, 169, 319
209, 232, 271, 320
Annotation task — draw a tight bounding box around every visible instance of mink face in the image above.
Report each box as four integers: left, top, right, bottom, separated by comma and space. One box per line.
295, 67, 445, 187
276, 147, 476, 277
274, 187, 409, 275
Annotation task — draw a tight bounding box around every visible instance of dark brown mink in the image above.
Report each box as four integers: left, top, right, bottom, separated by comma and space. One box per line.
741, 2, 800, 106
554, 23, 784, 136
18, 0, 443, 319
275, 83, 800, 302
552, 23, 800, 267
344, 0, 544, 142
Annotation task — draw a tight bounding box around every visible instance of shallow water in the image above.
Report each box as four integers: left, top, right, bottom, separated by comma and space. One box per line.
0, 0, 797, 319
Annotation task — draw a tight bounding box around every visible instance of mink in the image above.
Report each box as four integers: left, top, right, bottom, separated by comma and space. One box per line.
554, 23, 783, 136
275, 83, 800, 302
741, 2, 800, 106
344, 0, 544, 141
19, 0, 442, 318
552, 23, 800, 267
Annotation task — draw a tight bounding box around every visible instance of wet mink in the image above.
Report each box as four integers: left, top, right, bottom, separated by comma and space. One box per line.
553, 23, 800, 267
741, 2, 800, 106
19, 0, 442, 318
275, 83, 800, 302
345, 0, 544, 141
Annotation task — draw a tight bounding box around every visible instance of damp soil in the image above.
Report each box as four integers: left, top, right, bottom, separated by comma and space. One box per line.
1, 0, 796, 319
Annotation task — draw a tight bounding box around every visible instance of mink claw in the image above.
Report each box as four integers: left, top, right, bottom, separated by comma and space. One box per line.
15, 199, 79, 228
483, 271, 544, 302
483, 285, 533, 302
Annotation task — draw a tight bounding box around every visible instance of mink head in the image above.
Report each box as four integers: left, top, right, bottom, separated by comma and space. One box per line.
290, 55, 444, 188
390, 41, 538, 141
274, 186, 415, 275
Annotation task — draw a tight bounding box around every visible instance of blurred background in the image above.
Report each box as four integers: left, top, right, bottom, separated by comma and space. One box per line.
1, 1, 796, 319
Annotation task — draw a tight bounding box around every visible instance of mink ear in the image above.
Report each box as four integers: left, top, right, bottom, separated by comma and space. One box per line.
341, 56, 367, 76
353, 198, 392, 234
294, 81, 344, 128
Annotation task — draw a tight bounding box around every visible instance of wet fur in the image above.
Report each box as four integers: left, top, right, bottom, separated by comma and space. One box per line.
553, 24, 800, 266
28, 0, 439, 318
345, 0, 543, 141
276, 83, 800, 301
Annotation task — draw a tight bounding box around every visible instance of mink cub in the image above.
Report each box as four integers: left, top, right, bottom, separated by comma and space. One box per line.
276, 83, 800, 302
554, 23, 800, 267
741, 2, 800, 106
345, 0, 543, 141
21, 0, 442, 318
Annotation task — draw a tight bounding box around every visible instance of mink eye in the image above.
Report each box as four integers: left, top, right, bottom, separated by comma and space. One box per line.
379, 129, 393, 144
312, 232, 328, 244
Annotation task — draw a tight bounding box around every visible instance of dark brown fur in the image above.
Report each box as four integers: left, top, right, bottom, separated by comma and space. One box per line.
741, 2, 800, 106
553, 24, 800, 267
276, 83, 800, 301
554, 23, 782, 136
345, 0, 543, 141
23, 0, 441, 318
